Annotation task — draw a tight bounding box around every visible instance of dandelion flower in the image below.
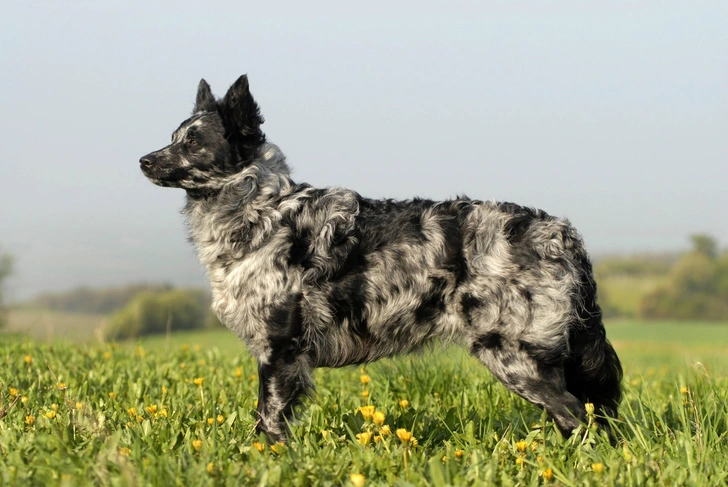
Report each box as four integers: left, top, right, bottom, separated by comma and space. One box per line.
58, 382, 67, 390
24, 355, 32, 365
207, 462, 215, 475
270, 442, 285, 454
542, 468, 553, 481
146, 404, 159, 414
515, 457, 524, 466
25, 415, 35, 425
372, 411, 385, 426
103, 351, 112, 359
360, 375, 371, 385
21, 396, 29, 405
396, 428, 412, 444
8, 388, 18, 397
357, 405, 375, 421
161, 386, 168, 395
680, 386, 688, 395
361, 390, 369, 398
119, 447, 131, 457
193, 377, 204, 386
217, 414, 225, 424
350, 473, 366, 487
399, 399, 409, 409
591, 463, 604, 474
192, 439, 203, 451
51, 404, 59, 411
356, 431, 373, 446
253, 441, 266, 452
127, 408, 137, 418
379, 425, 391, 436
455, 449, 464, 459
516, 440, 528, 452
108, 392, 117, 399
45, 410, 57, 419
207, 418, 215, 425
585, 403, 595, 416
75, 402, 83, 410
235, 367, 243, 378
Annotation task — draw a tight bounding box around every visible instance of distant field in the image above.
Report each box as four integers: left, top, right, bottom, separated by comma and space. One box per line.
5, 308, 107, 341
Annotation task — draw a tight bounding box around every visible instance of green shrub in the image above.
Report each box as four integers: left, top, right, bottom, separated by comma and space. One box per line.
103, 289, 208, 340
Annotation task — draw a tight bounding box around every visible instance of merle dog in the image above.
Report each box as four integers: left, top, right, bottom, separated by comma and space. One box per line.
140, 75, 622, 443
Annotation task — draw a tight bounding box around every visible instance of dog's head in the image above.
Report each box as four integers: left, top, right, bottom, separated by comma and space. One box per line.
140, 75, 266, 194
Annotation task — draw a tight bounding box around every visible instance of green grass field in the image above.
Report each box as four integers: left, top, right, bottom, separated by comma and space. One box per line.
1, 321, 727, 486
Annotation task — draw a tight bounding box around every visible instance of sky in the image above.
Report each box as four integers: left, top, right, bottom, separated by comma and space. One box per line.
2, 1, 726, 301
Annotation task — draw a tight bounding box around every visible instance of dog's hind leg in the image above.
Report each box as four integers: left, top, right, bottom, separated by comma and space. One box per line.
470, 336, 586, 437
255, 354, 314, 443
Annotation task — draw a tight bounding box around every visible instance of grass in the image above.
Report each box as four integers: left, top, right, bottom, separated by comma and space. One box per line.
1, 322, 727, 486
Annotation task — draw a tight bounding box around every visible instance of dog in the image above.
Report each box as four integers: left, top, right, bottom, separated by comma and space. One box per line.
140, 75, 622, 443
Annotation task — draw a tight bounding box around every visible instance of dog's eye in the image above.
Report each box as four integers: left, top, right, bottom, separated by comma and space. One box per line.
187, 138, 197, 146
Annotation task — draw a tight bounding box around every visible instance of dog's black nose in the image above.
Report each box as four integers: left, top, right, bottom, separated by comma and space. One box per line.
140, 157, 154, 168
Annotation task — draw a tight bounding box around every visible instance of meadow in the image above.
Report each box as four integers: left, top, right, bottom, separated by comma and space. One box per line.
1, 321, 727, 486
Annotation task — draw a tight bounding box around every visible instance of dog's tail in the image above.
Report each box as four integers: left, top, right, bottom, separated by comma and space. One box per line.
564, 251, 623, 425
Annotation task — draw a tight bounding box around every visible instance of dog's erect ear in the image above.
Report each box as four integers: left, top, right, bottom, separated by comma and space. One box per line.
219, 75, 265, 138
194, 79, 216, 114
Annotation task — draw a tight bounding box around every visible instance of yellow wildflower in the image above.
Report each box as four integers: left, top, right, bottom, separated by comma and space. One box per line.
136, 415, 143, 422
235, 367, 243, 378
356, 432, 372, 445
585, 403, 595, 416
24, 355, 32, 365
193, 377, 204, 386
455, 449, 464, 459
515, 457, 524, 466
127, 407, 137, 418
270, 442, 285, 454
161, 386, 168, 394
531, 441, 538, 452
360, 375, 371, 385
207, 418, 215, 425
442, 455, 447, 463
542, 468, 553, 481
372, 411, 385, 426
108, 392, 116, 399
51, 404, 59, 411
25, 415, 35, 425
361, 390, 369, 398
249, 375, 256, 381
399, 399, 409, 408
58, 382, 67, 390
396, 428, 412, 444
379, 425, 391, 436
207, 462, 215, 475
350, 473, 366, 487
45, 410, 57, 419
516, 440, 528, 452
157, 408, 168, 418
119, 447, 131, 457
75, 402, 83, 410
103, 351, 112, 359
180, 363, 186, 369
21, 396, 29, 405
253, 441, 266, 452
144, 404, 157, 414
192, 439, 203, 451
217, 414, 225, 424
8, 387, 18, 397
591, 463, 604, 474
680, 386, 688, 395
357, 405, 375, 421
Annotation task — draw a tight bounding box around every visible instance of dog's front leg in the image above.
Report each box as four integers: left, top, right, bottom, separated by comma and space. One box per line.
255, 354, 314, 443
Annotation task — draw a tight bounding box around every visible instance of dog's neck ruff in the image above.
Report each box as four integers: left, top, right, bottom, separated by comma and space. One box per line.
183, 143, 295, 267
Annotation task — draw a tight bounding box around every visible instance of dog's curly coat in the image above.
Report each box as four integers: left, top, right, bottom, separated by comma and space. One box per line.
140, 75, 622, 443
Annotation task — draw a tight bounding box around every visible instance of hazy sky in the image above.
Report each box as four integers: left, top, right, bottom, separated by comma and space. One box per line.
2, 1, 726, 300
